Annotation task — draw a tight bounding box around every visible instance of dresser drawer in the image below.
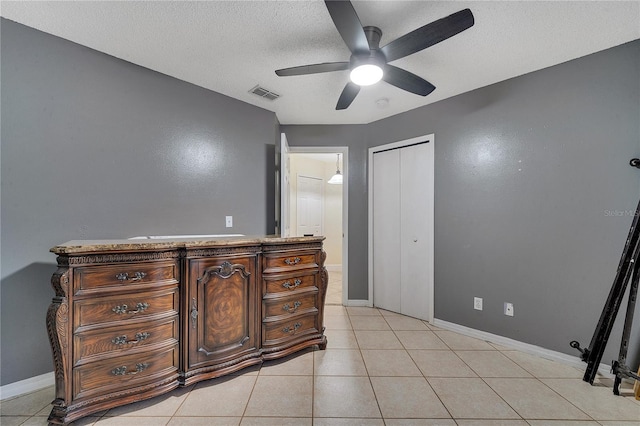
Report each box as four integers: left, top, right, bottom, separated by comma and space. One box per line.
263, 291, 318, 321
264, 273, 317, 295
74, 315, 179, 365
263, 252, 318, 273
74, 288, 178, 331
74, 260, 179, 295
72, 343, 178, 400
262, 314, 320, 347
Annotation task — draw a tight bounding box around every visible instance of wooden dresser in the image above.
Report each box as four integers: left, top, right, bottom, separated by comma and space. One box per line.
47, 236, 328, 425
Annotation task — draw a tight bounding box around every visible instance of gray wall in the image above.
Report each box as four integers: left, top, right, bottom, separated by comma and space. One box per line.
284, 39, 640, 366
1, 19, 277, 385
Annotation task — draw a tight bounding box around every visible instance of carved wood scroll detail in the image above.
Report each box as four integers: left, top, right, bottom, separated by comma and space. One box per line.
47, 267, 70, 404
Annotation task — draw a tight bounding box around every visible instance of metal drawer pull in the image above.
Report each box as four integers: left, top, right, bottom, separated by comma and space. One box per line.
282, 322, 302, 334
115, 272, 147, 282
284, 257, 301, 265
112, 302, 150, 315
112, 332, 151, 345
282, 279, 302, 290
283, 301, 302, 313
111, 362, 149, 376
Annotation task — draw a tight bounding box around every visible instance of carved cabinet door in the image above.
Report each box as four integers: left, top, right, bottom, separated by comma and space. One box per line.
187, 255, 259, 369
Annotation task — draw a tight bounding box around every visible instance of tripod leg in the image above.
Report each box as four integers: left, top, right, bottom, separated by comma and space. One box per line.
582, 199, 640, 384
612, 257, 639, 395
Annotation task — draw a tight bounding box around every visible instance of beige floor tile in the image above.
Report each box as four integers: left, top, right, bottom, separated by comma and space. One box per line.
385, 316, 430, 331
314, 349, 368, 376
370, 377, 450, 418
541, 379, 640, 421
408, 350, 477, 378
167, 418, 240, 426
488, 342, 515, 351
346, 307, 381, 316
244, 376, 312, 417
354, 330, 403, 349
378, 309, 404, 317
313, 376, 381, 418
324, 305, 348, 316
384, 420, 456, 426
0, 386, 54, 416
502, 351, 584, 378
526, 421, 601, 426
598, 422, 640, 426
485, 378, 591, 420
93, 417, 170, 425
455, 421, 529, 426
241, 417, 311, 425
456, 351, 532, 378
323, 315, 352, 330
349, 316, 390, 331
428, 378, 520, 419
395, 331, 449, 350
0, 417, 31, 426
260, 350, 314, 375
323, 329, 359, 349
174, 375, 256, 417
18, 418, 54, 426
312, 419, 385, 426
167, 417, 242, 426
361, 350, 422, 376
433, 331, 495, 350
104, 386, 193, 417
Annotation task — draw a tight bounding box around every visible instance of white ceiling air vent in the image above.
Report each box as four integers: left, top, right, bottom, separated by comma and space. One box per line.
249, 85, 280, 101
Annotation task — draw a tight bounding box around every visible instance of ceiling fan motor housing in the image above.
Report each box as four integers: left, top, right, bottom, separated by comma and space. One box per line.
350, 26, 386, 68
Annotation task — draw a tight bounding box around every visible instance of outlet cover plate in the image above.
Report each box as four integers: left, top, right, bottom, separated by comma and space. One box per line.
474, 297, 483, 311
504, 302, 514, 316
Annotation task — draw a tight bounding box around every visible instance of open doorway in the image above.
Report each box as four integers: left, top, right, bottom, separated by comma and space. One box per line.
283, 145, 348, 306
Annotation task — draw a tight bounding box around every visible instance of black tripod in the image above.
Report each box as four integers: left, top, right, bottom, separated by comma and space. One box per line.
570, 158, 640, 394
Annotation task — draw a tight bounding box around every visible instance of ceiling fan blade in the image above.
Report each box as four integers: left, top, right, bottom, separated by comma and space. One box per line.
381, 9, 474, 62
383, 65, 435, 96
325, 0, 370, 54
336, 82, 360, 110
276, 62, 350, 76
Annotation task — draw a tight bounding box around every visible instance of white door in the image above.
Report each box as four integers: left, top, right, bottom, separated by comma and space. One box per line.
296, 175, 323, 236
399, 143, 432, 319
280, 133, 291, 237
373, 149, 401, 313
371, 137, 434, 321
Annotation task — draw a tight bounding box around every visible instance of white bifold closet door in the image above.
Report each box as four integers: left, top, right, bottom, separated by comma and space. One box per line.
373, 142, 432, 320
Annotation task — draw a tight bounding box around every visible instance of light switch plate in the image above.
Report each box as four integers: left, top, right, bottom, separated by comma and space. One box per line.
225, 216, 233, 228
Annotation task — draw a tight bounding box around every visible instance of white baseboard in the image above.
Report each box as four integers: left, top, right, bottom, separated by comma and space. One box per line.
325, 264, 342, 272
0, 371, 54, 401
432, 318, 613, 378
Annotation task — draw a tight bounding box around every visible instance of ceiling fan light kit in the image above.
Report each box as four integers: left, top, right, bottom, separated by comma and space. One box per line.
275, 1, 475, 110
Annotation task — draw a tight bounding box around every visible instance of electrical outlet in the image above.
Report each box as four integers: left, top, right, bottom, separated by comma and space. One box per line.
504, 302, 514, 316
225, 216, 233, 228
474, 297, 483, 311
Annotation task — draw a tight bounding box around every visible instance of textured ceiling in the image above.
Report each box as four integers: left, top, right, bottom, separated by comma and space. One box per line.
2, 1, 639, 125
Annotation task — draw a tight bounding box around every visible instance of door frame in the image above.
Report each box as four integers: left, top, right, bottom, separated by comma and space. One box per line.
368, 134, 435, 322
287, 146, 349, 306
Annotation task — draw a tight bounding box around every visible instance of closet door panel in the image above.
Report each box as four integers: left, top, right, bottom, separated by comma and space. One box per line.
373, 149, 401, 313
400, 143, 432, 320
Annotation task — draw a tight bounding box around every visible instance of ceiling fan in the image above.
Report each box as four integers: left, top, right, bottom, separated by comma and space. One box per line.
275, 0, 475, 110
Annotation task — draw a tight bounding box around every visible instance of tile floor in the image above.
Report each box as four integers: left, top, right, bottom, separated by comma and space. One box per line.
2, 306, 639, 425
325, 269, 342, 306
